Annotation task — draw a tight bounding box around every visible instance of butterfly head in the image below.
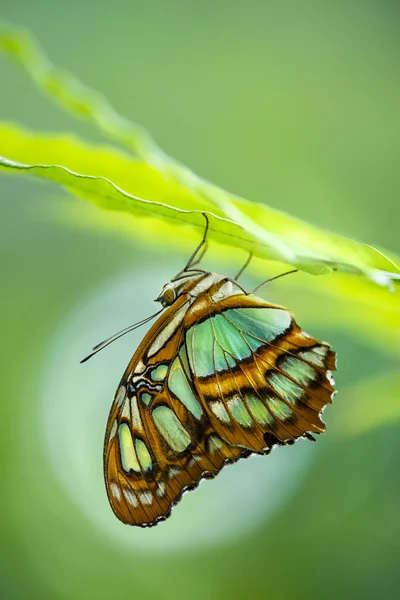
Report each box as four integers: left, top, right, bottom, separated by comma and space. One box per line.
155, 271, 212, 307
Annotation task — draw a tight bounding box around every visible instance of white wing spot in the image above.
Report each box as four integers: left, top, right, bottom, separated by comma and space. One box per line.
134, 360, 146, 374
115, 386, 126, 407
156, 481, 166, 498
210, 400, 231, 424
168, 467, 181, 480
109, 419, 118, 441
122, 487, 138, 507
121, 398, 130, 420
139, 491, 153, 505
327, 371, 336, 386
131, 397, 144, 432
110, 482, 121, 501
188, 455, 203, 468
147, 304, 188, 357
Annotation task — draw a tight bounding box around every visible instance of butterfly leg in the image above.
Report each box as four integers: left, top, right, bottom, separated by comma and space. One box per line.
209, 276, 249, 296
188, 241, 208, 269
171, 215, 210, 283
184, 213, 210, 271
234, 252, 253, 281
226, 277, 249, 295
251, 269, 299, 295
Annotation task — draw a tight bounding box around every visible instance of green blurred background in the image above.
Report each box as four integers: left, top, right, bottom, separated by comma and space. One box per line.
1, 1, 399, 599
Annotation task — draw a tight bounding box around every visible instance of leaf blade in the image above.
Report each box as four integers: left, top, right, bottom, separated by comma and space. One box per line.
1, 123, 400, 285
1, 24, 399, 284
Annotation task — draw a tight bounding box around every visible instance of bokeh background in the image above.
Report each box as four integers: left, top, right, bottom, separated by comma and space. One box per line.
1, 1, 399, 599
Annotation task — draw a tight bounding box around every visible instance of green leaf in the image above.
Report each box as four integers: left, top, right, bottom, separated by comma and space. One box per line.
0, 25, 399, 285
1, 123, 399, 287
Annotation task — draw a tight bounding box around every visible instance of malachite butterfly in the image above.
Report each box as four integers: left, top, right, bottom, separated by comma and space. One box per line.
83, 219, 336, 527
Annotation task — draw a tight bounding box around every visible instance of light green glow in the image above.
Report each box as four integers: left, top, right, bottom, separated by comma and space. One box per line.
150, 364, 168, 381
280, 356, 316, 385
168, 357, 203, 419
135, 438, 152, 471
118, 423, 140, 473
269, 373, 304, 404
267, 396, 293, 420
141, 392, 152, 406
227, 396, 253, 427
152, 405, 191, 452
246, 396, 273, 425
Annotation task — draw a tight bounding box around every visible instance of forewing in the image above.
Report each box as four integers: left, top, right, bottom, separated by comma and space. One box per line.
185, 293, 336, 453
104, 296, 247, 527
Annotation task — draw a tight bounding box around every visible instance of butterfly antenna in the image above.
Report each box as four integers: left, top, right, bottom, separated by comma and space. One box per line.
251, 269, 298, 294
183, 213, 209, 271
80, 308, 164, 363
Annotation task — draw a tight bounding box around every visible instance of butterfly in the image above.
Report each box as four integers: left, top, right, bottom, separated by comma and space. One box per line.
82, 217, 336, 527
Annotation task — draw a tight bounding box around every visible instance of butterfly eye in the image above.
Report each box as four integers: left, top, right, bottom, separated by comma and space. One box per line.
162, 287, 176, 305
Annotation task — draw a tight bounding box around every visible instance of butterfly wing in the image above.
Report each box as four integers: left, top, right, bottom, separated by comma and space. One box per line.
104, 288, 336, 528
184, 292, 336, 453
104, 294, 248, 527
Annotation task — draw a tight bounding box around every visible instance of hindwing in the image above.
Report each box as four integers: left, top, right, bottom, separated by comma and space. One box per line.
185, 293, 336, 453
